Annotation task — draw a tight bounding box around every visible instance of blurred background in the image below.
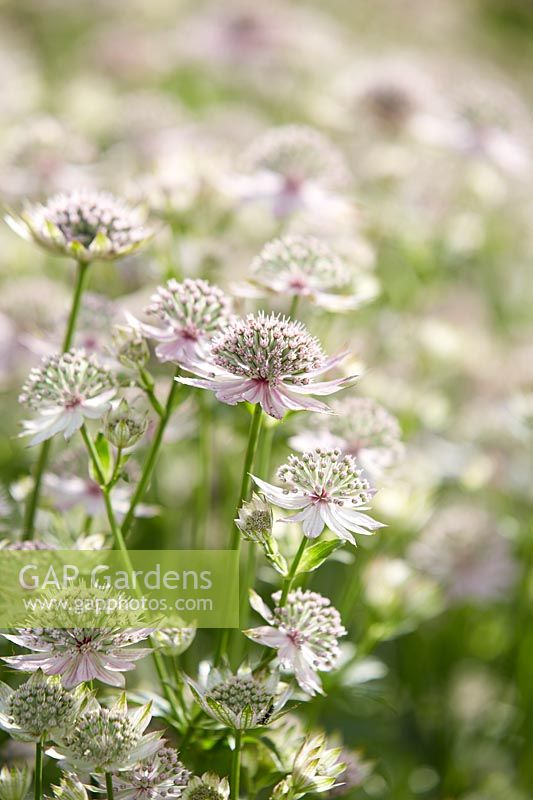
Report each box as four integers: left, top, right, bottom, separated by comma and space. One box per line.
0, 0, 533, 798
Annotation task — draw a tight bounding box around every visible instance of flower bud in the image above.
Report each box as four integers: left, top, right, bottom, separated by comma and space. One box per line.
104, 399, 147, 448
235, 493, 273, 545
113, 325, 149, 369
0, 767, 32, 800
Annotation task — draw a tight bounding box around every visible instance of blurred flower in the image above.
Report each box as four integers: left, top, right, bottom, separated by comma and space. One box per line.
152, 626, 196, 657
107, 744, 191, 800
2, 625, 151, 688
127, 278, 232, 367
112, 325, 150, 370
271, 734, 345, 798
6, 190, 153, 263
52, 695, 161, 772
327, 749, 373, 797
236, 125, 349, 218
239, 235, 369, 312
51, 774, 90, 800
178, 312, 355, 419
0, 670, 82, 742
42, 472, 155, 521
408, 505, 517, 603
19, 349, 116, 446
290, 397, 403, 480
181, 774, 229, 800
0, 765, 32, 800
187, 664, 289, 730
252, 449, 383, 542
104, 399, 148, 449
246, 588, 346, 695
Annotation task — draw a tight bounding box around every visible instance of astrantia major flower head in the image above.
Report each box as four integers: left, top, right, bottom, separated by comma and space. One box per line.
0, 765, 32, 800
271, 733, 345, 798
187, 664, 289, 730
127, 278, 232, 367
2, 619, 151, 688
235, 493, 273, 545
178, 312, 355, 419
19, 349, 116, 446
108, 743, 191, 800
53, 695, 162, 772
6, 190, 153, 263
238, 125, 349, 218
181, 774, 229, 800
289, 396, 404, 479
0, 669, 82, 742
245, 588, 346, 696
252, 448, 384, 542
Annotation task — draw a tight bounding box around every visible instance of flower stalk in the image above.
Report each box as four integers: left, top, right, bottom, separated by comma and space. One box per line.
231, 730, 242, 800
34, 738, 43, 800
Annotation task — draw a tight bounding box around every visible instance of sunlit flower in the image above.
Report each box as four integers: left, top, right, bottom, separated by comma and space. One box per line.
187, 664, 289, 730
0, 670, 83, 742
0, 765, 32, 800
271, 734, 345, 798
245, 589, 346, 695
181, 774, 229, 800
289, 397, 403, 479
252, 449, 383, 542
151, 626, 196, 657
52, 695, 162, 772
127, 278, 232, 367
19, 349, 116, 446
6, 190, 153, 263
239, 235, 368, 312
107, 744, 191, 800
2, 624, 151, 688
236, 125, 349, 218
177, 312, 355, 419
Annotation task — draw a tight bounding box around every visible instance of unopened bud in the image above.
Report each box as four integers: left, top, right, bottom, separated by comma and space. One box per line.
104, 399, 147, 448
113, 325, 149, 369
235, 493, 273, 545
0, 767, 32, 800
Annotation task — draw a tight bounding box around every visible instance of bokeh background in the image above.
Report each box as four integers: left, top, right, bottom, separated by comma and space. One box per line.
1, 0, 533, 798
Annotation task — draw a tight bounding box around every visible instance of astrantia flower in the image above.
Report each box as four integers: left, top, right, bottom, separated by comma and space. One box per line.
235, 494, 287, 575
52, 695, 162, 772
289, 397, 403, 479
0, 765, 32, 800
244, 235, 368, 313
187, 664, 289, 730
107, 744, 191, 800
43, 472, 156, 521
252, 449, 383, 542
51, 774, 90, 800
152, 626, 196, 657
127, 278, 232, 367
177, 312, 355, 419
245, 589, 346, 696
6, 190, 153, 263
237, 125, 349, 218
181, 774, 229, 800
272, 734, 345, 798
0, 670, 83, 742
19, 349, 116, 446
2, 624, 151, 688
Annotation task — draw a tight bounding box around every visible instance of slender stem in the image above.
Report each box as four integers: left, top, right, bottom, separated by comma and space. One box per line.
289, 295, 301, 318
280, 537, 308, 606
110, 446, 123, 486
230, 404, 263, 550
34, 739, 43, 800
194, 392, 211, 548
231, 729, 242, 800
121, 370, 181, 540
23, 260, 90, 539
138, 367, 165, 418
105, 772, 114, 800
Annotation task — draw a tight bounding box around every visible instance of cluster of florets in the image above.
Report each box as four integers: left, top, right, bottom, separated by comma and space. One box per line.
251, 235, 349, 292
8, 674, 77, 736
212, 312, 324, 383
114, 746, 191, 800
64, 707, 140, 769
19, 350, 115, 411
209, 675, 272, 718
146, 279, 231, 341
277, 449, 374, 507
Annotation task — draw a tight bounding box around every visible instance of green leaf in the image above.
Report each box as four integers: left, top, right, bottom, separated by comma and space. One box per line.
295, 540, 344, 575
92, 433, 114, 484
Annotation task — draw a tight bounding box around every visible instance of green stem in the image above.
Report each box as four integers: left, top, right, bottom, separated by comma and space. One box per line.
231, 729, 242, 800
138, 367, 165, 418
121, 370, 181, 540
289, 295, 301, 318
230, 404, 263, 551
23, 260, 89, 540
194, 392, 211, 548
34, 739, 43, 800
105, 772, 114, 800
280, 537, 308, 606
109, 446, 123, 486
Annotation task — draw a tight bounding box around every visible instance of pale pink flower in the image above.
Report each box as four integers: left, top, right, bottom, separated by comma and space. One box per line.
126, 278, 232, 368
105, 744, 191, 800
245, 589, 346, 696
2, 627, 151, 688
252, 449, 384, 542
42, 473, 157, 520
19, 349, 116, 446
177, 312, 355, 419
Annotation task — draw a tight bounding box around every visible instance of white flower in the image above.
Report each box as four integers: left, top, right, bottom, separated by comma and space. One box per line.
252, 449, 384, 543
181, 774, 229, 800
245, 589, 346, 696
0, 765, 32, 800
271, 734, 345, 798
19, 350, 116, 446
177, 312, 356, 420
